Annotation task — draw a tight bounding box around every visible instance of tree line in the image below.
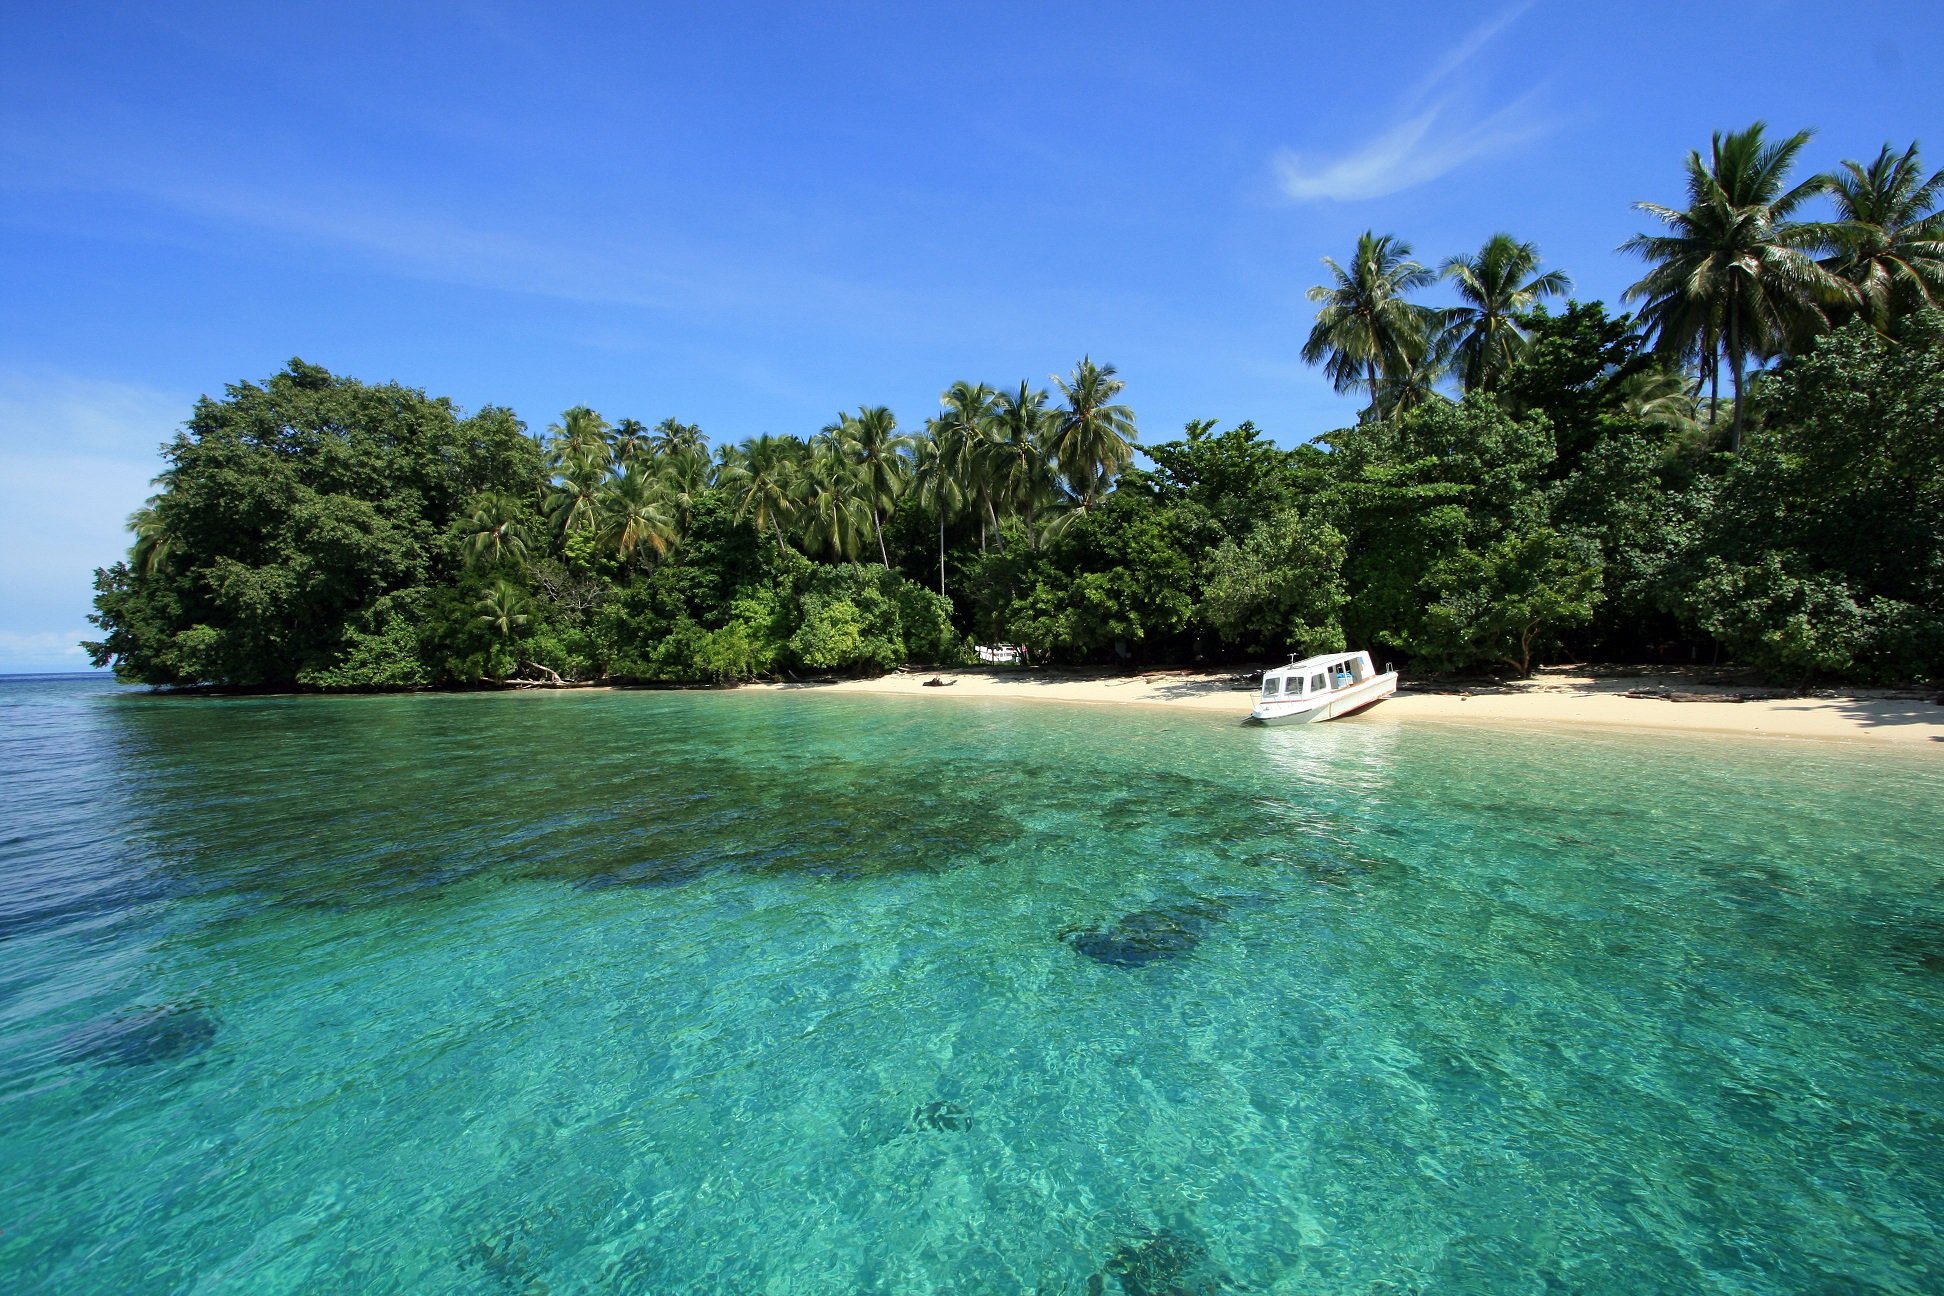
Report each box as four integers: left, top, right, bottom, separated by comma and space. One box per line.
88, 124, 1943, 688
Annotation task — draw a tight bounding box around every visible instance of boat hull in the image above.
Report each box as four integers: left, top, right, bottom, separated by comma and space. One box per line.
1247, 672, 1398, 726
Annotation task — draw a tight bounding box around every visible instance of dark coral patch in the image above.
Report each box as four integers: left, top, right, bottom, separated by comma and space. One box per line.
1064, 902, 1227, 969
1091, 1227, 1226, 1295
571, 852, 718, 891
64, 1004, 218, 1068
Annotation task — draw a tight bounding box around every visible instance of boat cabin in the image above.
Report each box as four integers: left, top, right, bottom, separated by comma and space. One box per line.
1259, 650, 1375, 702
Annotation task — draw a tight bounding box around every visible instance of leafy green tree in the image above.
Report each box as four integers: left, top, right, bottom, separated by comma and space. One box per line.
1201, 508, 1348, 655
86, 360, 541, 686
790, 595, 882, 670
1321, 397, 1554, 662
1303, 231, 1438, 416
1440, 234, 1571, 393
969, 490, 1216, 663
1545, 422, 1690, 653
1416, 527, 1603, 676
1610, 367, 1704, 445
1496, 301, 1650, 467
1141, 419, 1325, 540
1671, 311, 1944, 681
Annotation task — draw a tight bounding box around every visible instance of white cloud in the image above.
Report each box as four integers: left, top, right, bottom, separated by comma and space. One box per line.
1273, 1, 1552, 203
1275, 92, 1550, 203
1407, 1, 1537, 109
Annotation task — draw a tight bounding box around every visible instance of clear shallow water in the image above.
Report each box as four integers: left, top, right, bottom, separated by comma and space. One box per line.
2, 675, 1941, 1295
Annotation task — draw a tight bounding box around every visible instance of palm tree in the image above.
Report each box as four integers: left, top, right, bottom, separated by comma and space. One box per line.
1371, 333, 1457, 417
656, 443, 712, 533
936, 381, 1000, 547
477, 580, 534, 639
1613, 366, 1705, 441
598, 466, 675, 562
1440, 234, 1572, 392
544, 450, 606, 539
610, 418, 653, 466
795, 438, 871, 562
1047, 357, 1137, 508
911, 425, 965, 595
1303, 231, 1438, 415
651, 418, 708, 459
129, 502, 175, 576
461, 492, 530, 569
991, 381, 1058, 541
712, 440, 747, 484
547, 406, 612, 468
1622, 122, 1851, 450
1822, 141, 1944, 332
840, 405, 910, 565
722, 434, 802, 542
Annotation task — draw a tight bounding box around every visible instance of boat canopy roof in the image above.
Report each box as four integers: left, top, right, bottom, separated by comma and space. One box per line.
1263, 650, 1373, 679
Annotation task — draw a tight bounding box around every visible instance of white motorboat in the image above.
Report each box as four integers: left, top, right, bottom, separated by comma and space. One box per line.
1248, 650, 1398, 725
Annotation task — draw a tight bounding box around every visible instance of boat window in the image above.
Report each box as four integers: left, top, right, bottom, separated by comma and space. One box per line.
1261, 677, 1280, 698
1311, 672, 1327, 692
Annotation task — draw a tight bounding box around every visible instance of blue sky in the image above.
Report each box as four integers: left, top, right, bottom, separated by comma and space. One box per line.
2, 0, 1939, 672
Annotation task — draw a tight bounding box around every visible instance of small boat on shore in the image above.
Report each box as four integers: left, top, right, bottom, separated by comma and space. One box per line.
1248, 650, 1398, 725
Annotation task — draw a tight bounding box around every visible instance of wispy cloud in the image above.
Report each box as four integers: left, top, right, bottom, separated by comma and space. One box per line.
1273, 2, 1550, 203
2, 131, 916, 330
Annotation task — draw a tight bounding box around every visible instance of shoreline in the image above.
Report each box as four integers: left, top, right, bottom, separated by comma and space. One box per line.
751, 666, 1944, 747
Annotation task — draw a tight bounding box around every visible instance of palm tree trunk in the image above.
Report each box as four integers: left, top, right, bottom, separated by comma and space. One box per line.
937, 516, 946, 596
1727, 306, 1745, 453
874, 505, 889, 567
1708, 344, 1720, 428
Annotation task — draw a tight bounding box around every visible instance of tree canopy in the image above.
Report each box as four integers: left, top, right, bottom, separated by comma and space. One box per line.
87, 126, 1944, 690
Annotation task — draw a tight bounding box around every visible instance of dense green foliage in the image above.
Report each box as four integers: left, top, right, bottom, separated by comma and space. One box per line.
89, 127, 1944, 688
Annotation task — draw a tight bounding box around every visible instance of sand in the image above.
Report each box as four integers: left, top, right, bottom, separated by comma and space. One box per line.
754, 666, 1944, 747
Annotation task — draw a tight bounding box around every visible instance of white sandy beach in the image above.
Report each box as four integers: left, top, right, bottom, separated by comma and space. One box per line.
756, 666, 1944, 746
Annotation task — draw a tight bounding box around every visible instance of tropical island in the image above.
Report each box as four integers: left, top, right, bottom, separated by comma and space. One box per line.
86, 126, 1943, 713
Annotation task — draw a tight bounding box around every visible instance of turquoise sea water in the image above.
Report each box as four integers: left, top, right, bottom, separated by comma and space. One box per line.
2, 674, 1941, 1294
